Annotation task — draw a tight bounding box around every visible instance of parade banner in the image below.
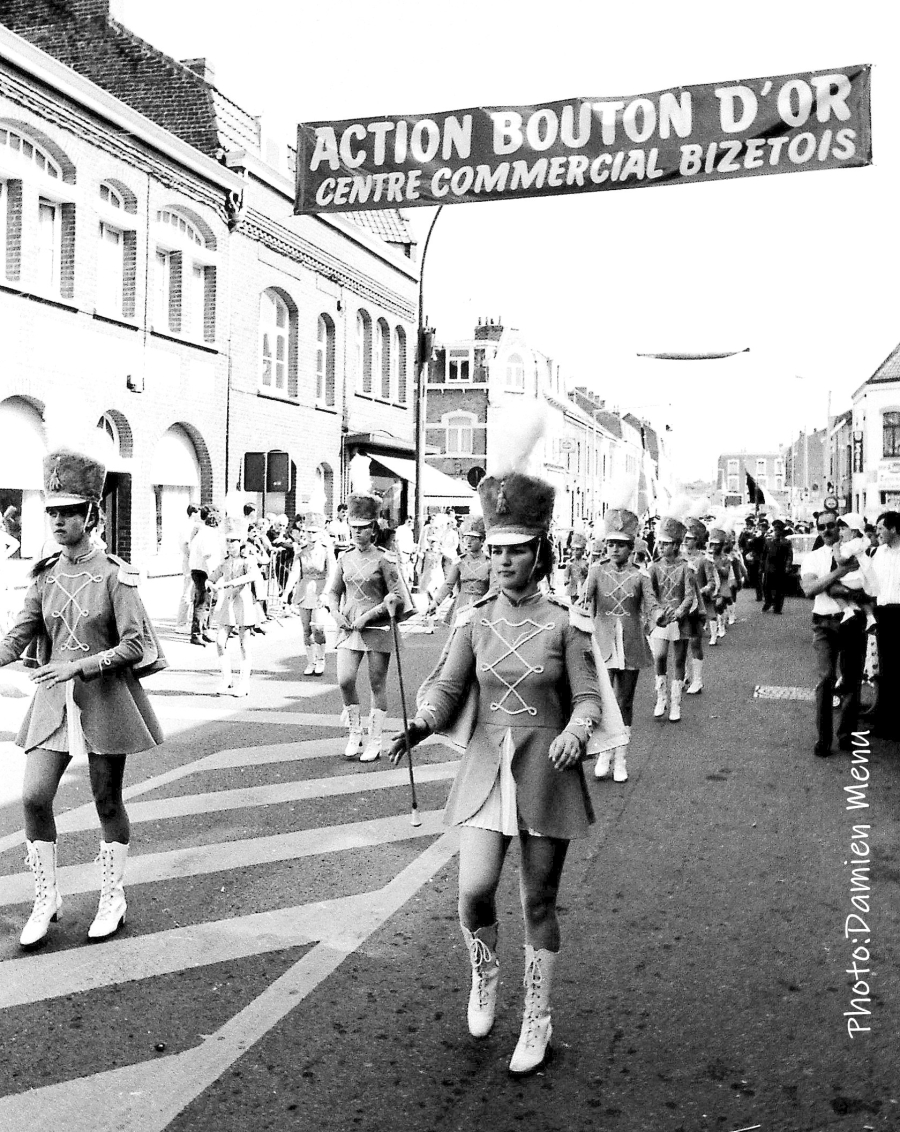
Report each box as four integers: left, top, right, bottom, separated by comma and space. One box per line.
295, 66, 871, 214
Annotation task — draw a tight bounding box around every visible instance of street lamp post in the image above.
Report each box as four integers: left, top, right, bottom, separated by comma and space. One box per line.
413, 206, 443, 541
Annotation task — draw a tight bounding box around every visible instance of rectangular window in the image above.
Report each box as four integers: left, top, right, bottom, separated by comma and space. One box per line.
727, 458, 739, 474
154, 249, 171, 329
447, 349, 471, 381
446, 416, 474, 455
727, 475, 739, 493
773, 458, 785, 476
774, 476, 785, 491
97, 223, 124, 313
757, 474, 768, 488
36, 198, 59, 292
188, 263, 206, 339
756, 458, 766, 476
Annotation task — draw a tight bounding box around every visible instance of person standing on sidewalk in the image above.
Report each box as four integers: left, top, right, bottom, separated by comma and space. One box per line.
388, 464, 626, 1077
189, 505, 223, 646
581, 503, 662, 783
801, 513, 867, 757
322, 490, 412, 761
0, 446, 165, 949
870, 510, 900, 740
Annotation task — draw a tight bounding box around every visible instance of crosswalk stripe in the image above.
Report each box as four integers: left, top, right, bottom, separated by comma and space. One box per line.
145, 701, 405, 729
0, 808, 444, 906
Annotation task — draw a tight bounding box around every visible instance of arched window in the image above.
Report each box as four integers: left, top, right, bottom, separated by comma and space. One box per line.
97, 182, 138, 318
883, 411, 900, 457
505, 354, 525, 390
444, 412, 476, 456
356, 310, 373, 393
260, 290, 289, 393
153, 207, 215, 339
377, 319, 391, 399
394, 327, 408, 403
316, 314, 336, 407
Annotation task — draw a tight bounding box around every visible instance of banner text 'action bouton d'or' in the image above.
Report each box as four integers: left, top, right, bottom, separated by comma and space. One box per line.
294, 66, 871, 214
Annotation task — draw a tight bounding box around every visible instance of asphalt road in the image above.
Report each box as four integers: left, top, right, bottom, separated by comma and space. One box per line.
0, 589, 896, 1132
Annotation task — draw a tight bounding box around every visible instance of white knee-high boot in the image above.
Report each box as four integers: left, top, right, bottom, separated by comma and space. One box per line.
509, 945, 556, 1076
709, 619, 718, 645
20, 839, 61, 950
303, 645, 315, 676
343, 703, 364, 759
612, 745, 628, 782
216, 655, 232, 695
462, 923, 500, 1038
87, 841, 128, 941
313, 642, 326, 676
361, 707, 386, 762
669, 679, 684, 722
686, 660, 703, 694
653, 674, 668, 718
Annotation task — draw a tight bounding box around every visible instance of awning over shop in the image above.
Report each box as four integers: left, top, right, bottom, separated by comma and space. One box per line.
370, 454, 475, 504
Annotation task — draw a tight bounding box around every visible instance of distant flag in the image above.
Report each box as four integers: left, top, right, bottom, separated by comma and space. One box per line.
636, 348, 750, 360
746, 471, 766, 506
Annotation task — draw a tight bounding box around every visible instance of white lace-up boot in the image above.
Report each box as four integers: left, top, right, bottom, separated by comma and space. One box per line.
508, 946, 556, 1076
727, 605, 736, 625
20, 840, 61, 950
594, 748, 612, 779
612, 746, 628, 782
653, 675, 668, 718
686, 660, 704, 694
343, 703, 364, 759
313, 643, 326, 676
462, 923, 500, 1038
87, 841, 128, 942
709, 619, 718, 645
717, 614, 726, 639
303, 645, 315, 676
360, 707, 386, 762
669, 679, 684, 722
216, 655, 232, 696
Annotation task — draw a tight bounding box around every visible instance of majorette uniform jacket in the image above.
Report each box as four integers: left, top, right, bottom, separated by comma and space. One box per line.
416, 590, 626, 839
324, 546, 413, 653
449, 553, 493, 619
581, 560, 660, 669
648, 558, 701, 640
0, 548, 164, 754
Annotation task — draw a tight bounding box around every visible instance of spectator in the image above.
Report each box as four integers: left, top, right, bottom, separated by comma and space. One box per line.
188, 506, 223, 646
761, 519, 793, 614
870, 511, 900, 740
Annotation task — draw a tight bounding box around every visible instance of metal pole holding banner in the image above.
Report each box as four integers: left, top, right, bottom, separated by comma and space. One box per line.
413, 205, 443, 542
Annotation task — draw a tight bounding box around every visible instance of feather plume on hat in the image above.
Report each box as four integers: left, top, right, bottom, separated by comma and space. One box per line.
685, 496, 710, 520
659, 494, 691, 542
479, 403, 555, 545
304, 481, 328, 530
602, 473, 640, 541
487, 402, 550, 479
346, 454, 381, 526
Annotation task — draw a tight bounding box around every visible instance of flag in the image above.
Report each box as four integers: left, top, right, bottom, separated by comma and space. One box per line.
746, 472, 766, 506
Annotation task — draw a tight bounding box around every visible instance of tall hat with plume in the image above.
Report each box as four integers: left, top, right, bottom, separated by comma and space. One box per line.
684, 496, 709, 542
303, 480, 328, 531
706, 507, 734, 544
41, 402, 107, 507
460, 515, 486, 539
601, 473, 640, 541
570, 531, 588, 550
346, 454, 381, 526
479, 403, 555, 545
659, 494, 691, 542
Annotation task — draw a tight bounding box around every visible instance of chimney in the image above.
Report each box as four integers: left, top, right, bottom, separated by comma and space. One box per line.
182, 58, 216, 86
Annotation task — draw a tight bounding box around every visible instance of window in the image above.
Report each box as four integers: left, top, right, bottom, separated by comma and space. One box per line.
36, 198, 59, 292
505, 353, 525, 390
883, 412, 900, 457
316, 314, 336, 407
447, 349, 472, 382
153, 207, 215, 340
0, 127, 62, 177
260, 290, 289, 393
727, 475, 739, 493
445, 413, 475, 456
756, 458, 766, 476
394, 327, 408, 403
356, 310, 372, 393
773, 458, 785, 476
377, 318, 391, 399
97, 222, 124, 313
757, 474, 768, 488
774, 476, 785, 491
153, 249, 172, 330
727, 458, 739, 474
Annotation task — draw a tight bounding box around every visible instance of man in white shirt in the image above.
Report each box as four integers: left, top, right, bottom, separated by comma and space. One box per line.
394, 517, 416, 584
189, 506, 224, 645
871, 510, 900, 740
801, 513, 867, 757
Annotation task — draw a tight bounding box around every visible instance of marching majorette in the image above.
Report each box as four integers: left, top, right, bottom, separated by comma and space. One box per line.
322, 465, 413, 761
724, 529, 747, 624
290, 486, 336, 676
563, 532, 590, 602
0, 444, 165, 949
388, 407, 626, 1076
209, 535, 262, 696
681, 512, 709, 695
697, 524, 733, 646
427, 514, 492, 622
648, 501, 703, 722
581, 496, 662, 783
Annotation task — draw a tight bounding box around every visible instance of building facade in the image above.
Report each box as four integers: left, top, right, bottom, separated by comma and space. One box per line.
716, 453, 787, 510
0, 3, 419, 578
849, 342, 900, 517
782, 427, 828, 520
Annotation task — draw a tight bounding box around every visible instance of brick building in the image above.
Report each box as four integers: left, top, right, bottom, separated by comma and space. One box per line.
0, 2, 418, 578
716, 452, 787, 510
849, 340, 900, 516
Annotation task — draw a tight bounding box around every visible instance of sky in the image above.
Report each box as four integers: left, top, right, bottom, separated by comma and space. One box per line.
117, 0, 900, 483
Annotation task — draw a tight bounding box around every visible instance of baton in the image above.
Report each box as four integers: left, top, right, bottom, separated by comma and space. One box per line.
390, 612, 421, 827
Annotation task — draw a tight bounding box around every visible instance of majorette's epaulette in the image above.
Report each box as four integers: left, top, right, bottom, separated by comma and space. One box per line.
107, 554, 145, 587
452, 591, 496, 629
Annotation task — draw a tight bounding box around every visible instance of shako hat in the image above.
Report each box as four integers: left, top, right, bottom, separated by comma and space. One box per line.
684, 516, 707, 540
708, 526, 728, 543
570, 532, 588, 550
460, 515, 486, 539
603, 508, 640, 542
659, 515, 687, 541
346, 493, 381, 526
479, 472, 555, 546
43, 447, 106, 508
